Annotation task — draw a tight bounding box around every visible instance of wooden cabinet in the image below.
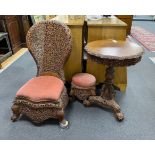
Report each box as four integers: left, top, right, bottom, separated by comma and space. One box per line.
52, 16, 85, 81
6, 16, 21, 53
115, 15, 133, 35
0, 15, 30, 53
18, 15, 31, 46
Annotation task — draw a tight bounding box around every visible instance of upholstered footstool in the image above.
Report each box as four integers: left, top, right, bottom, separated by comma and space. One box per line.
70, 73, 96, 105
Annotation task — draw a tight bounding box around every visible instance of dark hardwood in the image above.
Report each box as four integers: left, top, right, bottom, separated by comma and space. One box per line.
0, 15, 30, 53
0, 32, 12, 68
84, 39, 144, 121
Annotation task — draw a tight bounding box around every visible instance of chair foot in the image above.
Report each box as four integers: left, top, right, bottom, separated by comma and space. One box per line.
11, 114, 19, 122
83, 99, 91, 107
11, 104, 20, 122
115, 112, 124, 121
59, 119, 69, 128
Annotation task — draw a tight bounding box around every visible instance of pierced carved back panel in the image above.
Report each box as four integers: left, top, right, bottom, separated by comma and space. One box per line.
26, 20, 72, 80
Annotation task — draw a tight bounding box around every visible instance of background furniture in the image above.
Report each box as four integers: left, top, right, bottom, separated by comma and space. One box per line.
0, 15, 30, 53
86, 16, 127, 91
11, 20, 72, 128
115, 15, 133, 35
0, 32, 12, 68
29, 15, 46, 24
85, 39, 144, 121
52, 15, 85, 82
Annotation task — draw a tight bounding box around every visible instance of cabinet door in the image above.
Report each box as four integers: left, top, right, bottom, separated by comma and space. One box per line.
21, 15, 30, 45
6, 16, 22, 53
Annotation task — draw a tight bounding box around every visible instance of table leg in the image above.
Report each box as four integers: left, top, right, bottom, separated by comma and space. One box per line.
84, 66, 124, 121
101, 66, 115, 99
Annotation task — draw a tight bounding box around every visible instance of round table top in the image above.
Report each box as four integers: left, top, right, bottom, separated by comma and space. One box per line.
85, 39, 144, 60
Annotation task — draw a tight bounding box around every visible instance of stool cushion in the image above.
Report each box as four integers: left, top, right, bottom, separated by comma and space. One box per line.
72, 73, 96, 88
16, 76, 64, 102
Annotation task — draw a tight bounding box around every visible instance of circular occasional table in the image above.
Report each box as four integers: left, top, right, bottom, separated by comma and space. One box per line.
84, 39, 144, 121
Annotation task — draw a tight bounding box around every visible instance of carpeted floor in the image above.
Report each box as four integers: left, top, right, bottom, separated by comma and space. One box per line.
131, 26, 155, 51
133, 15, 154, 21
0, 20, 155, 140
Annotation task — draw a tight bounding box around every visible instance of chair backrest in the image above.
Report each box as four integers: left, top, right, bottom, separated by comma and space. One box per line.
26, 20, 72, 80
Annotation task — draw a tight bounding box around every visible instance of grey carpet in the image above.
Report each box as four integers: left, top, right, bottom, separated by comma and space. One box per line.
0, 21, 155, 140
133, 15, 154, 21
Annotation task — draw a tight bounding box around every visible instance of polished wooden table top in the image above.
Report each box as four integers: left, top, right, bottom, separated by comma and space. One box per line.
86, 16, 127, 27
85, 39, 144, 60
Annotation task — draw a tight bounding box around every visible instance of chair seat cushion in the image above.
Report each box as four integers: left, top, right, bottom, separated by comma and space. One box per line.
72, 73, 96, 88
16, 76, 64, 102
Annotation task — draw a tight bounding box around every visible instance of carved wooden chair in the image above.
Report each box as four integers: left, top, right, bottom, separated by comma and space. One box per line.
11, 20, 72, 128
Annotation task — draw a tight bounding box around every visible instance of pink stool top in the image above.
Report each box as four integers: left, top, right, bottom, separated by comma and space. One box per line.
72, 73, 96, 88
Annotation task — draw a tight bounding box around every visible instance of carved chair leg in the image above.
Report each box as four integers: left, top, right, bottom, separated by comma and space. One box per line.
11, 104, 20, 122
58, 110, 69, 128
88, 96, 124, 121
83, 99, 91, 107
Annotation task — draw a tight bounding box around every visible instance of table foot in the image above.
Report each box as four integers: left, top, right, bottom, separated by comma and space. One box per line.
87, 96, 124, 121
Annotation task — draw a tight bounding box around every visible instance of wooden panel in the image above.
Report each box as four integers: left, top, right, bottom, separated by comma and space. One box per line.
115, 15, 133, 35
88, 27, 126, 42
86, 18, 127, 91
52, 16, 84, 82
20, 15, 30, 46
116, 15, 133, 18
64, 26, 83, 81
6, 16, 21, 53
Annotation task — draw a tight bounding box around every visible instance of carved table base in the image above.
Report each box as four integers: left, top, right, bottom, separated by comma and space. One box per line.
85, 39, 144, 121
84, 65, 124, 121
83, 96, 124, 121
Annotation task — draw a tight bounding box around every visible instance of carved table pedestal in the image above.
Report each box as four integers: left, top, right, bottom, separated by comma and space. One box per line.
84, 39, 144, 121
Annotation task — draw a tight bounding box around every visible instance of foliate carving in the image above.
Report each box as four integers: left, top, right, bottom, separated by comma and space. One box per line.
86, 96, 124, 121
12, 88, 68, 123
26, 20, 72, 81
87, 54, 142, 67
70, 84, 96, 101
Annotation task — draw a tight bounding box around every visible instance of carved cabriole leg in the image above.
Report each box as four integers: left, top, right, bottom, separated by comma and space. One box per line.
58, 109, 69, 128
87, 96, 124, 121
11, 104, 21, 122
85, 66, 124, 121
83, 99, 91, 107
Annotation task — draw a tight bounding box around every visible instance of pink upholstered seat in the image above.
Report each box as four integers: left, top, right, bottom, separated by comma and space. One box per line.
72, 73, 96, 88
16, 76, 64, 102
